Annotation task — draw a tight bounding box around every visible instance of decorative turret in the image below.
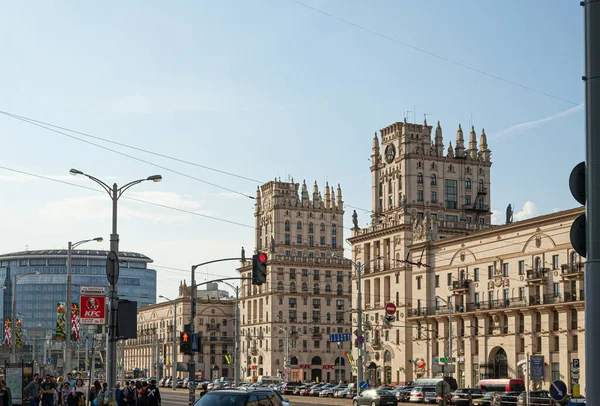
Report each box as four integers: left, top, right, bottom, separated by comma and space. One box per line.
455, 124, 465, 158
468, 125, 478, 159
479, 128, 491, 161
324, 182, 331, 209
371, 132, 380, 166
435, 121, 444, 156
331, 190, 336, 210
336, 184, 343, 208
447, 141, 455, 158
255, 186, 261, 213
313, 181, 320, 206
301, 180, 309, 207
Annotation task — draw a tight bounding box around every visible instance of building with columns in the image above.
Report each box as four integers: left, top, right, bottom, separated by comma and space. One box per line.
406, 207, 585, 392
349, 119, 493, 385
348, 118, 585, 395
124, 282, 236, 380
237, 179, 353, 383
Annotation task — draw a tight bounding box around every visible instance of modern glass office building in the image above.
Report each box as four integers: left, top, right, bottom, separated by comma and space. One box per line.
0, 249, 156, 334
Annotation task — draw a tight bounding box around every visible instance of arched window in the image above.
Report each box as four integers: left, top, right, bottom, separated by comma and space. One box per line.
297, 221, 302, 230
332, 224, 337, 235
460, 269, 466, 281
535, 257, 542, 270
337, 284, 343, 295
277, 281, 284, 291
308, 223, 314, 233
325, 284, 331, 293
478, 179, 484, 192
285, 221, 290, 232
313, 283, 320, 294
417, 173, 423, 184
384, 351, 392, 362
290, 282, 296, 292
320, 223, 325, 232
290, 356, 298, 365
258, 356, 263, 364
466, 178, 472, 189
301, 282, 308, 292
571, 251, 578, 265
311, 356, 322, 365
278, 311, 283, 321
430, 175, 437, 185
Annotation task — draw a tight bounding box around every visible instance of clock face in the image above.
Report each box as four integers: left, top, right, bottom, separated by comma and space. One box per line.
385, 144, 396, 163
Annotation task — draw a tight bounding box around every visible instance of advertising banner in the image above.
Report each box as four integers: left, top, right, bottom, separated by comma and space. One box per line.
4, 318, 10, 347
15, 319, 22, 348
71, 303, 80, 342
80, 286, 106, 325
56, 302, 66, 342
530, 355, 545, 381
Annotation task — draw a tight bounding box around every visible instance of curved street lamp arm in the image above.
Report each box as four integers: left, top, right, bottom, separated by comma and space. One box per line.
82, 174, 112, 196
117, 179, 146, 199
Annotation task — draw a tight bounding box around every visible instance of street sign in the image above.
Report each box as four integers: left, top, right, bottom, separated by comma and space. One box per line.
571, 373, 580, 380
359, 381, 368, 390
285, 361, 291, 367
550, 380, 568, 402
356, 336, 365, 344
529, 355, 545, 381
385, 303, 397, 315
573, 358, 580, 368
285, 367, 290, 373
329, 333, 351, 343
435, 380, 451, 397
80, 286, 107, 325
106, 250, 120, 286
384, 315, 396, 323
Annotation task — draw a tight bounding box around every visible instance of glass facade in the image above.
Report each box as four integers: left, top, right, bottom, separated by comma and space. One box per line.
0, 249, 156, 333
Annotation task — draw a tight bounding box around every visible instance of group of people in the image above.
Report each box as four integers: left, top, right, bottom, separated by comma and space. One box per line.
24, 373, 86, 406
22, 373, 162, 406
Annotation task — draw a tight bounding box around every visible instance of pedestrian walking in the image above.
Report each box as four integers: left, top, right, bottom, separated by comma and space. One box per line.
24, 373, 40, 406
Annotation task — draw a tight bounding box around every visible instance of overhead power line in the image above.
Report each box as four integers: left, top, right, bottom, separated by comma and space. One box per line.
0, 165, 254, 229
0, 111, 255, 200
289, 0, 580, 107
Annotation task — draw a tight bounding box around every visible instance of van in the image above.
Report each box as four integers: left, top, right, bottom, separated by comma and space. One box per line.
412, 376, 458, 391
477, 378, 525, 393
257, 375, 282, 386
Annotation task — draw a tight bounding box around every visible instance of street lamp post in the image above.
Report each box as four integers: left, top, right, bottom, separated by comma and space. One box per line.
435, 296, 453, 377
159, 295, 177, 391
332, 254, 382, 394
65, 237, 103, 374
215, 281, 240, 387
12, 272, 40, 361
70, 168, 162, 397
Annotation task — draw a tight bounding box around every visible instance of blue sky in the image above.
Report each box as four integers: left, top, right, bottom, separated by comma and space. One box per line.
0, 1, 585, 300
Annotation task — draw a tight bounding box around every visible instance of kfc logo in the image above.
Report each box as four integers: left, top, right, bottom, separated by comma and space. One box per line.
80, 294, 106, 325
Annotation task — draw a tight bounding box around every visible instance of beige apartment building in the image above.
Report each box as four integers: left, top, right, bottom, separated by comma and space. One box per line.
406, 207, 585, 392
124, 282, 236, 380
237, 179, 353, 383
349, 119, 493, 385
348, 118, 586, 395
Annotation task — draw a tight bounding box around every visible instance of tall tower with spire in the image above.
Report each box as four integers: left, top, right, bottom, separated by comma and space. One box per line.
348, 117, 493, 386
238, 178, 352, 383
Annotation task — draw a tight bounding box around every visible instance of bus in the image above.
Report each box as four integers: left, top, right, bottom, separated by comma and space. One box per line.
257, 376, 282, 386
477, 378, 525, 393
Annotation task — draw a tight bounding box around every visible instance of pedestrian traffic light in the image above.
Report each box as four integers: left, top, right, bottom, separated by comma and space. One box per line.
180, 332, 192, 355
569, 162, 587, 257
252, 253, 268, 286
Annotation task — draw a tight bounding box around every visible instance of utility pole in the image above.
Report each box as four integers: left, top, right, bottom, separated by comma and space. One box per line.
172, 301, 177, 391
234, 286, 240, 388
279, 327, 290, 382
189, 264, 197, 406
66, 241, 73, 374
448, 297, 453, 377
156, 334, 160, 380
584, 0, 600, 401
356, 261, 364, 393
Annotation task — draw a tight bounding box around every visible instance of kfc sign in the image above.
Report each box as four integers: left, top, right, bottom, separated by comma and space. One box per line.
323, 365, 335, 370
80, 286, 106, 325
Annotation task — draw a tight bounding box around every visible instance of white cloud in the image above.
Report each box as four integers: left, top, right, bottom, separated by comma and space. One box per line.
491, 210, 502, 225
493, 104, 583, 140
0, 173, 30, 182
513, 201, 537, 221
38, 191, 210, 224
210, 192, 247, 199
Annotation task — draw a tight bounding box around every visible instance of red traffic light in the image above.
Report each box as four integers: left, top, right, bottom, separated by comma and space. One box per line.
258, 253, 268, 263
182, 332, 190, 342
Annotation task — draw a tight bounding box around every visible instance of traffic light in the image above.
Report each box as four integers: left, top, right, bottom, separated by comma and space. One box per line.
569, 162, 586, 257
252, 253, 268, 285
180, 331, 192, 355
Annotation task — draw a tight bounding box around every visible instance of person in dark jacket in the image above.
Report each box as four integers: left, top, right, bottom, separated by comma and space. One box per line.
24, 374, 40, 406
147, 380, 160, 406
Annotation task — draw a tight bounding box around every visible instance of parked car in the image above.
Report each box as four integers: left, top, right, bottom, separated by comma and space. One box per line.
193, 389, 287, 406
353, 389, 398, 406
451, 388, 486, 405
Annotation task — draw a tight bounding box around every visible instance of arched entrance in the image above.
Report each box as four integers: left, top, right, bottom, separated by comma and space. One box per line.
489, 347, 508, 378
383, 351, 392, 385
311, 356, 322, 382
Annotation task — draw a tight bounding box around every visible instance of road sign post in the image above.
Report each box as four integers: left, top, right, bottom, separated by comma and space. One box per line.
385, 303, 397, 315
549, 380, 567, 403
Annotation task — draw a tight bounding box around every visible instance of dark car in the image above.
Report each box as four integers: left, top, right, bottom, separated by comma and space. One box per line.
517, 391, 552, 405
452, 388, 486, 405
193, 389, 282, 406
499, 391, 522, 406
353, 389, 398, 406
397, 386, 413, 402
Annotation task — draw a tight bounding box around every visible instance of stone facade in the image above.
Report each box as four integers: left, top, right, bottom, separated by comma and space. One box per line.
124, 282, 235, 380
238, 179, 353, 383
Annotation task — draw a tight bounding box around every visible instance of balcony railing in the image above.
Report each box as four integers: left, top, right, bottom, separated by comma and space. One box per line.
371, 339, 382, 350
451, 280, 470, 292
561, 263, 584, 276
206, 323, 220, 331
526, 269, 548, 281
